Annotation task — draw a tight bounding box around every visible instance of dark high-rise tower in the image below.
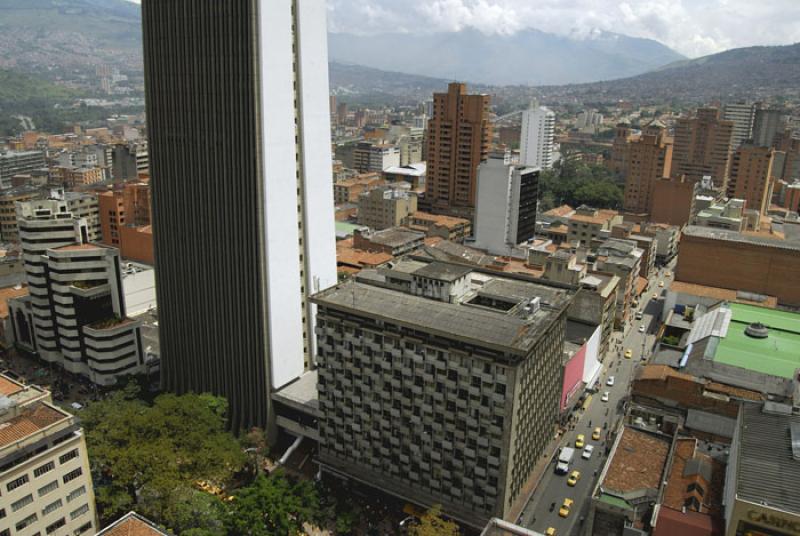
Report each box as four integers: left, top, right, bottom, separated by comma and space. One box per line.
141, 0, 337, 431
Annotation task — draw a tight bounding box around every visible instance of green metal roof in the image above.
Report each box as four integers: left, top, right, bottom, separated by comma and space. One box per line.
597, 493, 633, 510
715, 303, 800, 379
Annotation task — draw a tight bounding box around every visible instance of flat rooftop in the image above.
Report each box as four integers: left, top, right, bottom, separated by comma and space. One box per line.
684, 225, 800, 252
312, 276, 571, 355
273, 370, 318, 413
736, 402, 800, 513
361, 228, 424, 248
715, 303, 800, 379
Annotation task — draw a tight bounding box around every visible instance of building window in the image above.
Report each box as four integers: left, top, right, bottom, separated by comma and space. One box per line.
45, 517, 66, 534
66, 486, 86, 503
7, 474, 29, 491
63, 468, 82, 484
42, 499, 63, 516
38, 480, 59, 497
59, 449, 79, 465
16, 513, 38, 531
75, 522, 93, 535
70, 504, 89, 520
11, 493, 34, 512
34, 461, 55, 477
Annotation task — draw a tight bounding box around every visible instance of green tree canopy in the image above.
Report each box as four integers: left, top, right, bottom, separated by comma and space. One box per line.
224, 471, 320, 536
81, 384, 246, 530
408, 505, 460, 536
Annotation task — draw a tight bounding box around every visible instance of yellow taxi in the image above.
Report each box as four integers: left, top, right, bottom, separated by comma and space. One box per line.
659, 280, 665, 288
559, 498, 574, 518
567, 470, 581, 487
592, 427, 602, 440
624, 348, 633, 359
575, 434, 585, 448
546, 528, 557, 536
652, 292, 659, 300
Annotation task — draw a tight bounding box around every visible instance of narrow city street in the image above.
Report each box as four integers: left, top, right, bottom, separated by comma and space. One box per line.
519, 263, 674, 536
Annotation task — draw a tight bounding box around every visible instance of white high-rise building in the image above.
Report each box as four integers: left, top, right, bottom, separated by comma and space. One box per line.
520, 106, 555, 170
473, 153, 540, 255
723, 102, 757, 149
142, 0, 337, 430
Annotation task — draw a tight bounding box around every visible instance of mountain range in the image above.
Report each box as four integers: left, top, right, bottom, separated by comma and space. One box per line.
0, 0, 798, 106
328, 29, 685, 86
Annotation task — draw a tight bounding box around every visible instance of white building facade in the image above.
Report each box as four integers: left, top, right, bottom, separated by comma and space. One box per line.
520, 106, 555, 169
473, 156, 540, 255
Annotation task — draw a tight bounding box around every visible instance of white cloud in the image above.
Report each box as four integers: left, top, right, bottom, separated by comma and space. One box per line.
326, 0, 800, 57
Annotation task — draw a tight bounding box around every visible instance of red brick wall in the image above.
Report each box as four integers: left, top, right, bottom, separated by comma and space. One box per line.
676, 234, 800, 306
633, 375, 740, 418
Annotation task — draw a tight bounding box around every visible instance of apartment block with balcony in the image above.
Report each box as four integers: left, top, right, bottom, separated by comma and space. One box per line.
312, 260, 572, 527
0, 373, 97, 536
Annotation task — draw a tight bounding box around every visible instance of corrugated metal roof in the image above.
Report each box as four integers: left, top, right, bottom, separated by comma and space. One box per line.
736, 402, 800, 512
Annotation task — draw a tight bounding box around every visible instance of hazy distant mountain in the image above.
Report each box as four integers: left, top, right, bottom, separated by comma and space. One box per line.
328, 29, 685, 86
554, 42, 800, 102
0, 0, 142, 69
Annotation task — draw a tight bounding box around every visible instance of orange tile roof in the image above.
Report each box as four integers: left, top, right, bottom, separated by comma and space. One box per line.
336, 239, 393, 268
570, 213, 608, 225
603, 427, 670, 493
0, 403, 66, 448
0, 285, 28, 319
97, 512, 168, 536
407, 211, 470, 228
669, 281, 778, 308
0, 375, 24, 397
662, 438, 725, 516
638, 364, 696, 383
544, 205, 575, 217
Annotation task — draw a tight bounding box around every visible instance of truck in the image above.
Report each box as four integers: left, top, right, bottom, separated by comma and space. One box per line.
556, 447, 575, 474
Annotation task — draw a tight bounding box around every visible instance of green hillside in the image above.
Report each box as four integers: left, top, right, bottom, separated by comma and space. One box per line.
0, 69, 76, 105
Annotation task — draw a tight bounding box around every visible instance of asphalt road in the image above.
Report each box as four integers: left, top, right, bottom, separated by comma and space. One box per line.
519, 264, 675, 536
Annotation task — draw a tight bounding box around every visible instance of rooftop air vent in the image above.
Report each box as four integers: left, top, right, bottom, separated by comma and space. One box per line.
745, 322, 769, 339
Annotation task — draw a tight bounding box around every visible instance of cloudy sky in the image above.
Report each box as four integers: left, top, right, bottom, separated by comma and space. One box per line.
325, 0, 799, 58
126, 0, 800, 58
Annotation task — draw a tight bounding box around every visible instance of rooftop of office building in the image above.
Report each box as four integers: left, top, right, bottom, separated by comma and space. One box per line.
735, 402, 800, 514
684, 225, 800, 251
313, 260, 572, 355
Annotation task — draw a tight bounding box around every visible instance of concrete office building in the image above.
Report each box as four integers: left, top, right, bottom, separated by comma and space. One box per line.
727, 144, 778, 215
352, 142, 401, 173
112, 142, 149, 180
0, 374, 98, 536
722, 102, 756, 149
0, 185, 41, 242
0, 150, 45, 189
313, 260, 572, 527
473, 154, 539, 255
620, 121, 673, 214
752, 108, 785, 148
520, 106, 555, 170
672, 108, 735, 188
10, 198, 147, 386
424, 82, 492, 218
142, 0, 337, 430
64, 192, 101, 243
724, 402, 800, 536
357, 185, 417, 230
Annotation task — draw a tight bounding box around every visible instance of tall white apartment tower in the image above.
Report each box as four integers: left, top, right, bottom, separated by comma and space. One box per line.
520, 105, 555, 169
142, 0, 337, 430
